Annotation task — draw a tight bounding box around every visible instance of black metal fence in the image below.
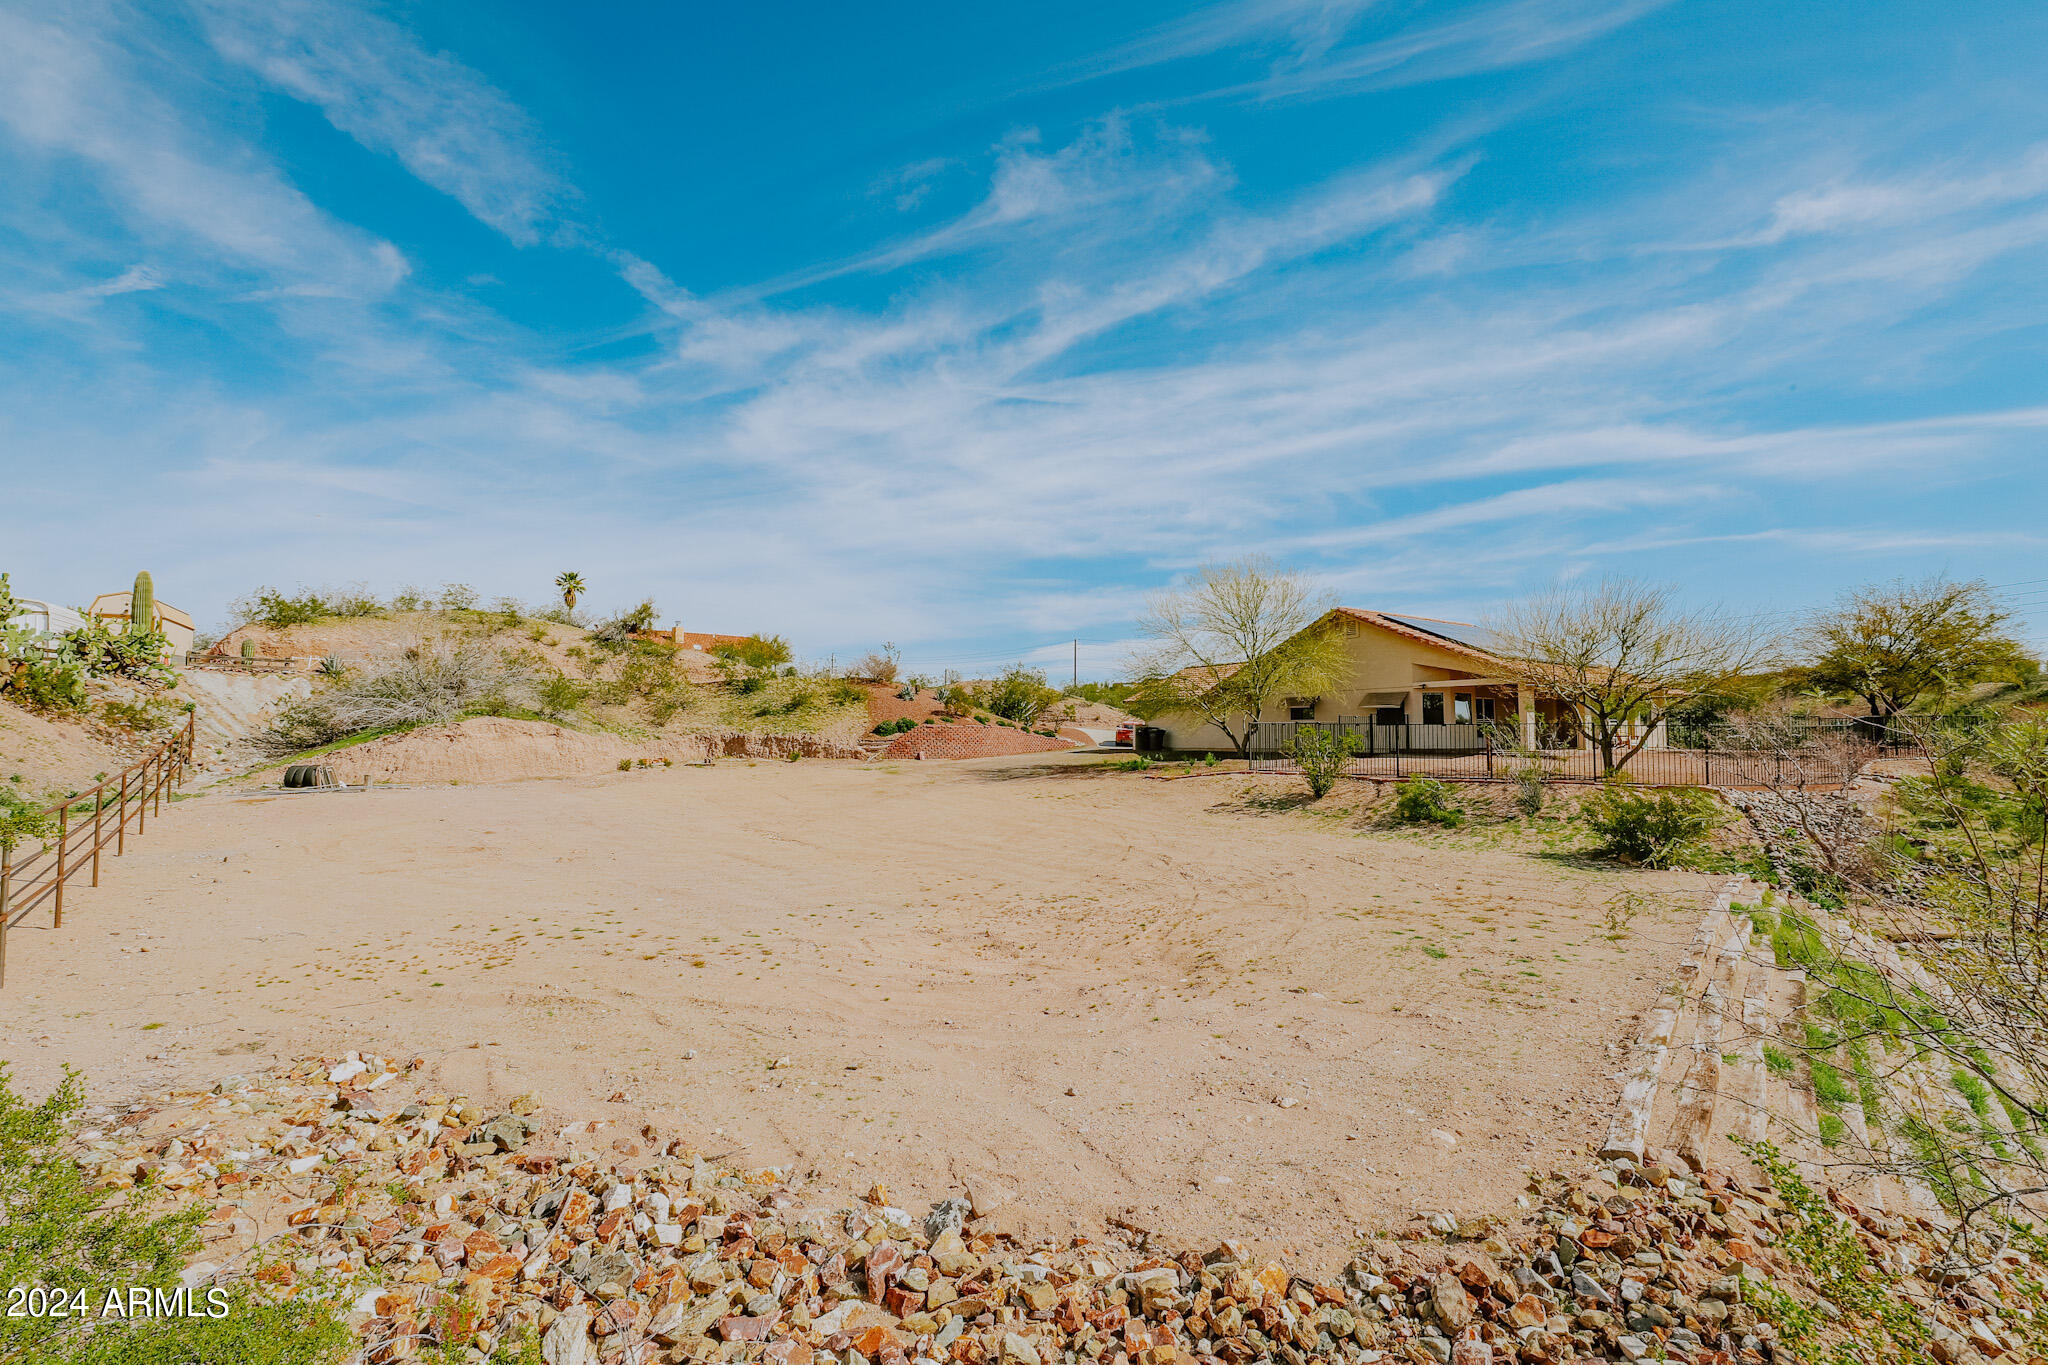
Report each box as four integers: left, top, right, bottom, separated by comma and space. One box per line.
1243, 720, 1913, 790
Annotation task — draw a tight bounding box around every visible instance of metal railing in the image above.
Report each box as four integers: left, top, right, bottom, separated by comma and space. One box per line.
0, 713, 196, 986
1245, 720, 1913, 790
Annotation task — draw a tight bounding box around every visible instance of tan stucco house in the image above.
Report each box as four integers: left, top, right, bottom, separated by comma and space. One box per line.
87, 591, 196, 659
1155, 607, 1659, 754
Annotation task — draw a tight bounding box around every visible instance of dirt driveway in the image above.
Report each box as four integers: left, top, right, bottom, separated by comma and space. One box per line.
0, 756, 1713, 1259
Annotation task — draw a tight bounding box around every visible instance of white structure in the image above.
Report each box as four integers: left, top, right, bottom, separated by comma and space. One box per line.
6, 597, 87, 647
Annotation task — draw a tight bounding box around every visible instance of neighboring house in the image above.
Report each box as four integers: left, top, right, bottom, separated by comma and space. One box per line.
87, 591, 196, 659
7, 597, 88, 643
1154, 607, 1663, 754
636, 627, 752, 654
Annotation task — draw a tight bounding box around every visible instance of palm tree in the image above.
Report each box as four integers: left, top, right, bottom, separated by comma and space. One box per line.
555, 571, 586, 613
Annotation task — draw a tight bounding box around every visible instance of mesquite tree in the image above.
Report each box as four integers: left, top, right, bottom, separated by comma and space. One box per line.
1486, 578, 1781, 776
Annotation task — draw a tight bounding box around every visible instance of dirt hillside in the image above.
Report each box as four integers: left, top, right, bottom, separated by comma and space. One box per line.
0, 699, 130, 792
258, 716, 863, 785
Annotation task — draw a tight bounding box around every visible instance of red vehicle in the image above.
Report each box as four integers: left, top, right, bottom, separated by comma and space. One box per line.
1112, 723, 1138, 747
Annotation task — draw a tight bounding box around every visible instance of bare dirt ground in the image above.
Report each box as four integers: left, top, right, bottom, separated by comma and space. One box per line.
0, 756, 1714, 1259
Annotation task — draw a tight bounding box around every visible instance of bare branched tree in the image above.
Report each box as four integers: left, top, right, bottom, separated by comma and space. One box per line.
1127, 557, 1347, 758
1486, 578, 1782, 775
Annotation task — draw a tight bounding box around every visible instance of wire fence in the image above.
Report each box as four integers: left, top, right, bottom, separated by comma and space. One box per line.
1243, 720, 1918, 790
1, 713, 196, 987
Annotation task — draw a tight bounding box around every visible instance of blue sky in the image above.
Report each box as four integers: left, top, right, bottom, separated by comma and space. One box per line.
3, 0, 2046, 677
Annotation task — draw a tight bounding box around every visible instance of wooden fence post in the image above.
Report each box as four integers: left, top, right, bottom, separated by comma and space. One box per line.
92, 785, 103, 887
0, 843, 9, 988
117, 769, 129, 855
54, 804, 67, 929
137, 754, 149, 836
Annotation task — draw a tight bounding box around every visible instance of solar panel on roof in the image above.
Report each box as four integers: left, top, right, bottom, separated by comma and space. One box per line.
1375, 612, 1498, 651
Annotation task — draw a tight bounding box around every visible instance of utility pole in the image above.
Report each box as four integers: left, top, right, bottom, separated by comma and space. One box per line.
1072, 639, 1078, 690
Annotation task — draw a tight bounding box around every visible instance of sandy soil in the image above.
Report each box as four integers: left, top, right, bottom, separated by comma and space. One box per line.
244, 717, 864, 785
0, 757, 1714, 1259
0, 698, 133, 792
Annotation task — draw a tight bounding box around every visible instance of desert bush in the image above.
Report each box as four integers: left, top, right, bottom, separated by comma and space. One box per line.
579, 639, 692, 722
851, 642, 901, 683
1581, 779, 1724, 866
711, 634, 793, 682
589, 600, 659, 650
964, 665, 1062, 727
0, 1066, 350, 1365
1282, 726, 1358, 799
537, 672, 587, 720
1391, 775, 1463, 827
436, 582, 479, 611
6, 659, 87, 714
827, 679, 865, 706
0, 788, 53, 854
389, 585, 429, 612
99, 697, 174, 733
263, 637, 538, 751
231, 584, 381, 628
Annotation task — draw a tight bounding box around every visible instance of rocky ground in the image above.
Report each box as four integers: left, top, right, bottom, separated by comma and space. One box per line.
69, 1051, 2046, 1365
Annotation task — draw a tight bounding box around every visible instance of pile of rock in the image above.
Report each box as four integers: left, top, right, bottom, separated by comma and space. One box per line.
64, 1054, 2042, 1365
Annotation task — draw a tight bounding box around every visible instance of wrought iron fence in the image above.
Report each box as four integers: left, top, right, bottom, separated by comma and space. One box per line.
1243, 719, 1911, 790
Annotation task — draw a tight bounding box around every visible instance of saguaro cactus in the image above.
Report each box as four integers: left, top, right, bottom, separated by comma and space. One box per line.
241, 638, 257, 659
130, 570, 155, 634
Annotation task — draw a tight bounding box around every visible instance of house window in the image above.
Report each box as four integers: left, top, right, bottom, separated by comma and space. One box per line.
1421, 692, 1445, 725
1453, 694, 1473, 724
1374, 706, 1406, 726
1474, 697, 1496, 722
1287, 699, 1317, 721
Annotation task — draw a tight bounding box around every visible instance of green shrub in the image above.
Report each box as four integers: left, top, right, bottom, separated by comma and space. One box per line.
538, 672, 587, 720
1391, 775, 1463, 826
0, 1066, 350, 1365
618, 759, 632, 771
970, 665, 1062, 727
1282, 726, 1359, 799
710, 634, 792, 685
1581, 780, 1725, 867
8, 659, 88, 714
0, 788, 53, 853
1110, 756, 1153, 771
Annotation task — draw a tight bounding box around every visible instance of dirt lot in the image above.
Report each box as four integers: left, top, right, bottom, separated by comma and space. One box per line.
0, 756, 1714, 1257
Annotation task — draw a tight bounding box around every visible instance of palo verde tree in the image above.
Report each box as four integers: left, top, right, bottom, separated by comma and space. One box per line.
1486, 577, 1781, 776
554, 571, 587, 614
1128, 556, 1348, 758
1795, 575, 2032, 721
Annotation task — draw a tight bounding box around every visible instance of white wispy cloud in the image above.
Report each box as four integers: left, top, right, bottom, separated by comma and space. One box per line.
0, 7, 407, 294
2, 4, 2041, 662
192, 0, 571, 244
1066, 0, 1669, 100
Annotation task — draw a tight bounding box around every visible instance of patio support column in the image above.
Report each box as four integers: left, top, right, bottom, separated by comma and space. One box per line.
1519, 683, 1537, 750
